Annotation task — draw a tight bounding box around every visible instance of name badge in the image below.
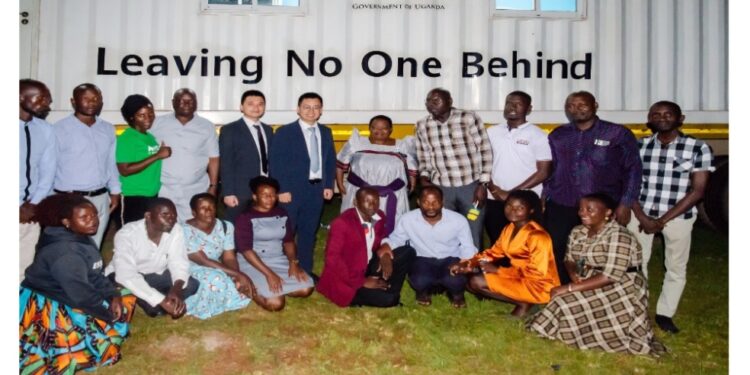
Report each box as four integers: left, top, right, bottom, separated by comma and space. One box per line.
594, 139, 610, 146
515, 139, 530, 145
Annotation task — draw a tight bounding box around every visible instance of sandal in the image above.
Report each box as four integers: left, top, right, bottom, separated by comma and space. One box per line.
416, 293, 432, 306
450, 295, 467, 308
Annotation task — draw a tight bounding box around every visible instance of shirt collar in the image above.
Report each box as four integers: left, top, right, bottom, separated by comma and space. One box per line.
645, 131, 687, 147
429, 108, 456, 123
299, 119, 318, 128
355, 208, 381, 226
506, 121, 530, 131
242, 116, 261, 127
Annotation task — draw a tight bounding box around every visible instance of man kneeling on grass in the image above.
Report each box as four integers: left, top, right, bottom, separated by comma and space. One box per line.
318, 187, 415, 307
383, 186, 477, 308
106, 198, 199, 318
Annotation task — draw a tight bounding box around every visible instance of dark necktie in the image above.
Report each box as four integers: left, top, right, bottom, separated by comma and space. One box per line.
253, 124, 268, 174
23, 122, 32, 201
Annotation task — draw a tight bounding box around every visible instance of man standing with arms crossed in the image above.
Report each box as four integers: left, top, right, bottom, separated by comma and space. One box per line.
628, 101, 713, 334
415, 88, 492, 250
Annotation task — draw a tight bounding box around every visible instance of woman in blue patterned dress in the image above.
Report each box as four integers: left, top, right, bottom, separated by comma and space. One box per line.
235, 176, 315, 311
183, 193, 253, 319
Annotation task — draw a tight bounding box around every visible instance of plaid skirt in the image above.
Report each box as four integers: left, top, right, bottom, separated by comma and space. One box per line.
526, 273, 666, 356
19, 287, 136, 374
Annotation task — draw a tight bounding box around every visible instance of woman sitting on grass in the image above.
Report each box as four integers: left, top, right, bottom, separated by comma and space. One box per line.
450, 190, 559, 317
527, 193, 666, 355
183, 193, 253, 319
20, 194, 137, 373
234, 176, 315, 311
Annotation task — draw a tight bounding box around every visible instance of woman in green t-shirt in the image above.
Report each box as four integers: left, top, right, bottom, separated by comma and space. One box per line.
115, 95, 171, 226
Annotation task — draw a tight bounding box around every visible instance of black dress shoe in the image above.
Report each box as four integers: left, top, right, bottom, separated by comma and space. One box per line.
655, 314, 680, 333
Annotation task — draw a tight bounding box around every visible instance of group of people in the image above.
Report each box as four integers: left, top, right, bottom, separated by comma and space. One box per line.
19, 78, 713, 372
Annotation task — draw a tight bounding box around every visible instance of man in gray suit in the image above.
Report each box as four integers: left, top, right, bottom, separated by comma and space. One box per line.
219, 90, 274, 223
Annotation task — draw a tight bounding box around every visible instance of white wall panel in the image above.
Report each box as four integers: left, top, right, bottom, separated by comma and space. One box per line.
31, 0, 727, 125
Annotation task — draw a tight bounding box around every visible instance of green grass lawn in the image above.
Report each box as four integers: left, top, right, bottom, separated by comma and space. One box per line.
98, 198, 728, 374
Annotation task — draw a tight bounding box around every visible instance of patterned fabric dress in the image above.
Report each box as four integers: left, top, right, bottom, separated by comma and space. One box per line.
527, 220, 666, 356
19, 287, 136, 374
337, 129, 417, 225
184, 220, 250, 319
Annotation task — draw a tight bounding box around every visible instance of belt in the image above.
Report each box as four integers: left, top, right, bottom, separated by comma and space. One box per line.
309, 178, 322, 185
626, 265, 643, 273
54, 187, 108, 197
589, 265, 642, 273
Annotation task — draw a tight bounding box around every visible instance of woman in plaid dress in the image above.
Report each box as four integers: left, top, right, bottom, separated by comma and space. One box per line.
527, 193, 665, 355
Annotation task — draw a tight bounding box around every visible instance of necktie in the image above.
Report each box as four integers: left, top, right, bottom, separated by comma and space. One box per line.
309, 127, 320, 174
23, 122, 32, 201
253, 125, 268, 174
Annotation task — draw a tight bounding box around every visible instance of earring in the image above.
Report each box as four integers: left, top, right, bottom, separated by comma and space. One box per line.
605, 216, 610, 221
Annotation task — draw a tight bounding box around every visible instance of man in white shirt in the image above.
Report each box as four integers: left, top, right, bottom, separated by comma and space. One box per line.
379, 186, 477, 308
105, 198, 199, 318
485, 91, 552, 244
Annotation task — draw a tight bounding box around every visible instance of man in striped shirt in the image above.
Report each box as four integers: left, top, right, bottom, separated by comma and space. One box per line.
415, 88, 492, 250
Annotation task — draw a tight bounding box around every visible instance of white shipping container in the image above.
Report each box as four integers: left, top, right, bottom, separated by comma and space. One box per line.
20, 0, 727, 126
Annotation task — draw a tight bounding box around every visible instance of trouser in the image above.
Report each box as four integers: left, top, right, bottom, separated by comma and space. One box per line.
110, 270, 200, 317
281, 184, 325, 274
85, 193, 111, 250
439, 181, 486, 250
627, 214, 697, 317
484, 198, 509, 246
116, 195, 156, 228
350, 245, 416, 307
19, 222, 41, 282
543, 199, 581, 285
408, 256, 467, 297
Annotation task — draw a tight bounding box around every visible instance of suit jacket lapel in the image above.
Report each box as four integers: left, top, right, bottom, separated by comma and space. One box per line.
237, 118, 259, 156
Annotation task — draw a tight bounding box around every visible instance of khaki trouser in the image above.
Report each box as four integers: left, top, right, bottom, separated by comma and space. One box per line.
19, 222, 41, 282
627, 213, 697, 317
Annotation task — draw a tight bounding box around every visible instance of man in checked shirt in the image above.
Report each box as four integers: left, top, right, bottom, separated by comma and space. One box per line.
627, 101, 713, 334
415, 88, 492, 250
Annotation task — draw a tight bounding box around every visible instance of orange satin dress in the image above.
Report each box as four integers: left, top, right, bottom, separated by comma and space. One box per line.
471, 220, 560, 304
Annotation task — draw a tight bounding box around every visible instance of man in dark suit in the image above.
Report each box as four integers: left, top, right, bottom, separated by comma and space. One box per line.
317, 188, 415, 307
269, 92, 336, 276
219, 90, 273, 223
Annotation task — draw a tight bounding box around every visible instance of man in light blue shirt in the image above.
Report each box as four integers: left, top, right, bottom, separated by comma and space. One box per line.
378, 186, 477, 308
19, 79, 56, 281
53, 83, 121, 249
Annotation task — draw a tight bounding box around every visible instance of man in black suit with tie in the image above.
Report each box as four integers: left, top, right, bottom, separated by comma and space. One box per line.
269, 92, 336, 277
219, 90, 273, 223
